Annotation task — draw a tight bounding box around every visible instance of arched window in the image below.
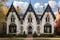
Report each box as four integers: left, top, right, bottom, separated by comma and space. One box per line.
9, 23, 16, 33
11, 15, 15, 22
37, 19, 40, 24
37, 26, 40, 33
20, 19, 23, 24
28, 26, 32, 34
46, 14, 50, 22
28, 14, 32, 22
20, 26, 23, 34
44, 23, 51, 33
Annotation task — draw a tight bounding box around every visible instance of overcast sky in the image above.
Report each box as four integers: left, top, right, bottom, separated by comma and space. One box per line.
5, 0, 60, 13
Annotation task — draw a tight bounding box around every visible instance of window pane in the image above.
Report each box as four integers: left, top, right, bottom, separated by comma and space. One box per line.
46, 15, 50, 22
28, 17, 32, 22
37, 20, 40, 24
44, 26, 51, 33
9, 26, 16, 33
11, 15, 15, 22
20, 26, 23, 33
37, 26, 40, 33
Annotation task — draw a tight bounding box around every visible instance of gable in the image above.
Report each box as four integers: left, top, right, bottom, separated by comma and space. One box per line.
6, 3, 20, 20
23, 3, 38, 20
40, 4, 56, 20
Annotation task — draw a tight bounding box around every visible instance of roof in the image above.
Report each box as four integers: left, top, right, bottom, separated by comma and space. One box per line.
6, 3, 20, 20
6, 3, 56, 21
40, 4, 56, 20
22, 3, 39, 20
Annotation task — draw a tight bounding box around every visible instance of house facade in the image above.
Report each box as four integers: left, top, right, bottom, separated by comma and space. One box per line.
6, 3, 55, 36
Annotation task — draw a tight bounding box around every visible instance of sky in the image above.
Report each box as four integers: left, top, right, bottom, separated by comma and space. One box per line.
5, 0, 60, 13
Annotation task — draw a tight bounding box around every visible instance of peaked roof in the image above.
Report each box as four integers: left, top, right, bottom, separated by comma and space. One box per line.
6, 3, 20, 20
40, 4, 56, 20
23, 3, 38, 20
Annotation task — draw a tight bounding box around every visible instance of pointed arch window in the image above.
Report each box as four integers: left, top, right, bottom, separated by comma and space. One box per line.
44, 23, 51, 33
28, 14, 32, 22
46, 14, 50, 22
9, 23, 16, 33
11, 15, 15, 22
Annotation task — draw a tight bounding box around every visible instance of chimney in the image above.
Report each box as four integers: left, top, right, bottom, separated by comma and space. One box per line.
17, 6, 19, 13
57, 7, 60, 14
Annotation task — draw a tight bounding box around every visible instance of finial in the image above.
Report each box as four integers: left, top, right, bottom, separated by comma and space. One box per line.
11, 1, 14, 6
30, 0, 31, 4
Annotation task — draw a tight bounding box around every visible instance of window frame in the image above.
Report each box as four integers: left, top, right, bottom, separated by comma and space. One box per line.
11, 15, 15, 22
